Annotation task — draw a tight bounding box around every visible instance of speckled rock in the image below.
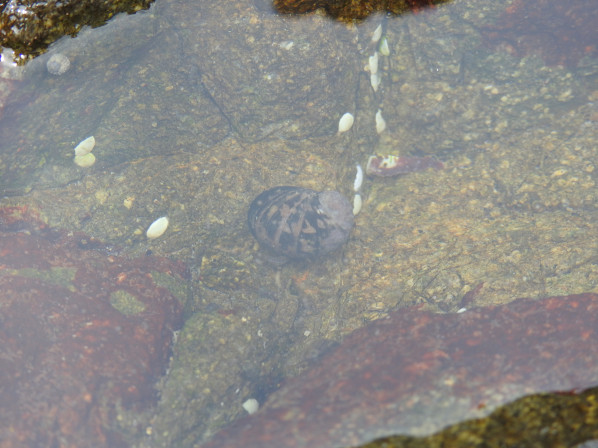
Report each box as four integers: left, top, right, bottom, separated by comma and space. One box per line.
0, 206, 188, 448
203, 294, 598, 448
162, 0, 360, 141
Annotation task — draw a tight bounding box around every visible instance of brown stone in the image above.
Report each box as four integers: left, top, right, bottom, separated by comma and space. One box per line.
204, 293, 598, 448
0, 206, 187, 447
272, 0, 450, 21
481, 0, 598, 67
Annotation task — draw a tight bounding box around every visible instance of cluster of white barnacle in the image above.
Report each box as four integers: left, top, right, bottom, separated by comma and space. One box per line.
335, 23, 394, 216
367, 24, 390, 94
368, 25, 388, 135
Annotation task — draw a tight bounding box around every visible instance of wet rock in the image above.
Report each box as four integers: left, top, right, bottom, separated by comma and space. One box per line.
481, 0, 598, 67
360, 386, 598, 447
0, 206, 188, 448
0, 0, 153, 62
272, 0, 451, 21
203, 294, 598, 448
164, 0, 361, 141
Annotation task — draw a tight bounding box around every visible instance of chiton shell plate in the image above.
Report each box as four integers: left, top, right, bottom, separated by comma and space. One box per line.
248, 186, 354, 260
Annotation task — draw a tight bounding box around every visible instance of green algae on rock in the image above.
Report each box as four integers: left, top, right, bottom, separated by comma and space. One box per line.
0, 0, 154, 63
272, 0, 452, 21
359, 386, 598, 447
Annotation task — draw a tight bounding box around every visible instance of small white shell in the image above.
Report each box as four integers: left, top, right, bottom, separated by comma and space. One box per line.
278, 40, 294, 50
47, 53, 70, 75
353, 193, 362, 216
242, 398, 259, 415
146, 216, 169, 239
371, 24, 382, 43
353, 164, 363, 192
337, 112, 354, 134
375, 109, 386, 134
73, 153, 96, 168
368, 52, 379, 75
370, 72, 381, 92
74, 136, 95, 156
379, 37, 390, 56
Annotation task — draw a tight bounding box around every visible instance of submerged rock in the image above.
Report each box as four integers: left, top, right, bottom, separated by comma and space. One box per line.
0, 206, 188, 448
481, 0, 598, 67
204, 293, 598, 447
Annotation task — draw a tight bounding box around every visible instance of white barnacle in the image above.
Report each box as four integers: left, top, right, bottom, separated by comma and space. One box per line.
146, 216, 169, 239
73, 152, 96, 168
353, 164, 363, 192
371, 24, 382, 43
353, 193, 362, 216
278, 40, 294, 50
47, 53, 70, 75
337, 112, 354, 134
74, 136, 95, 156
379, 37, 390, 56
242, 398, 259, 415
368, 52, 379, 75
370, 72, 381, 92
375, 109, 386, 134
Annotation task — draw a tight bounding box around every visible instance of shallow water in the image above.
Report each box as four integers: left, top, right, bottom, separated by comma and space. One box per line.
1, 0, 597, 446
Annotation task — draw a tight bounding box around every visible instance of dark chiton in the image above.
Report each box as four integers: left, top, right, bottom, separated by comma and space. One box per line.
248, 186, 354, 260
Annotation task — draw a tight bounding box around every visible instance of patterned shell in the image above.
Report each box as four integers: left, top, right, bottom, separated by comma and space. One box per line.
248, 186, 354, 260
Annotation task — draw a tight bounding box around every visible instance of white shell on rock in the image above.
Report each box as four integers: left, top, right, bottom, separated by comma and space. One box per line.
337, 112, 354, 134
74, 136, 95, 156
375, 109, 386, 134
47, 53, 70, 75
73, 153, 96, 168
370, 73, 381, 92
371, 24, 382, 43
353, 193, 362, 216
353, 164, 363, 192
242, 398, 259, 415
146, 216, 169, 239
368, 52, 379, 75
379, 37, 390, 56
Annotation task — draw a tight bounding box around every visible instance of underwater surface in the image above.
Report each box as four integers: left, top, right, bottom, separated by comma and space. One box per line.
1, 0, 598, 446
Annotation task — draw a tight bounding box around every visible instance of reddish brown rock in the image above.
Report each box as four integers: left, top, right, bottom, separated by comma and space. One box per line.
482, 0, 598, 67
204, 294, 598, 448
0, 206, 187, 448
